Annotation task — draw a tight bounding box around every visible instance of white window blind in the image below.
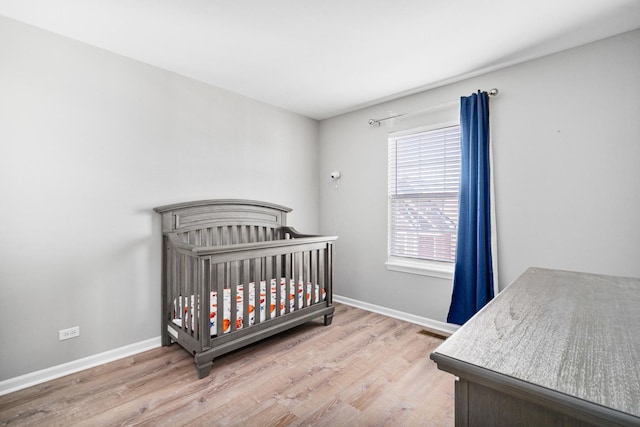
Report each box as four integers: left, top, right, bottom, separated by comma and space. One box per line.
388, 125, 461, 263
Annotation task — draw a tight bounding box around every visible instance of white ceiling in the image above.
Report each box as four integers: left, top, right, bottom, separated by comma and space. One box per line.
1, 0, 640, 120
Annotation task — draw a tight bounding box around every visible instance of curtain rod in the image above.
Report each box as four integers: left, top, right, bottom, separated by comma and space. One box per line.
368, 88, 499, 126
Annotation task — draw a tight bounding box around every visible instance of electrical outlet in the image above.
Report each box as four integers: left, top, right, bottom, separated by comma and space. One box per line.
59, 326, 80, 341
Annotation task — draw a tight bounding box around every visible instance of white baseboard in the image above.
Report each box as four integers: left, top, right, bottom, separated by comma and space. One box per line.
0, 336, 161, 396
1, 299, 455, 396
333, 294, 459, 335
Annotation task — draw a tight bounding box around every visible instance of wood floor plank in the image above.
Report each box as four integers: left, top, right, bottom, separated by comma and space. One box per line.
0, 348, 194, 426
0, 304, 454, 426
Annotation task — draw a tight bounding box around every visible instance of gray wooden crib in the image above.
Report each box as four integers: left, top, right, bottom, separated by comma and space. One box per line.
154, 199, 336, 378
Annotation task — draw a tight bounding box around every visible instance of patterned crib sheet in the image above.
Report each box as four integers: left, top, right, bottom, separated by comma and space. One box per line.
172, 278, 326, 336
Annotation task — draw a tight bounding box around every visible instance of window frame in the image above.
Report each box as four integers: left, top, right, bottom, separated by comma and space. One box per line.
386, 121, 460, 280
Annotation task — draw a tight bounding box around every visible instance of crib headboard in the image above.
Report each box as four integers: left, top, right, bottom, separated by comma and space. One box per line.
154, 199, 292, 245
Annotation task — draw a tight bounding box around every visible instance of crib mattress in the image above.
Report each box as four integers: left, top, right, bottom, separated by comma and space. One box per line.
172, 278, 326, 336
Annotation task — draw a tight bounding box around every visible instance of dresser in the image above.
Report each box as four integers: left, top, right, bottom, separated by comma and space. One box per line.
430, 267, 640, 426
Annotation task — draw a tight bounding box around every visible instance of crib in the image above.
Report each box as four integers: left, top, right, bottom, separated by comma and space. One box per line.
154, 199, 337, 378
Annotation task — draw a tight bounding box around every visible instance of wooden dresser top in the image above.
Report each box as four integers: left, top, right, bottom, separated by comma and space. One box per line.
431, 267, 640, 420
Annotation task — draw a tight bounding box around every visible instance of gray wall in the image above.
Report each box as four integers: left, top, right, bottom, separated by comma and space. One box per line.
319, 29, 640, 323
0, 17, 320, 381
2, 14, 639, 383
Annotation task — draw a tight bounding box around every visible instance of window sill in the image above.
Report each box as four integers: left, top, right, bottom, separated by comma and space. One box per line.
386, 259, 454, 280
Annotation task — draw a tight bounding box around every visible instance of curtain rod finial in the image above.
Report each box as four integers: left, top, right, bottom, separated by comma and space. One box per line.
488, 88, 499, 96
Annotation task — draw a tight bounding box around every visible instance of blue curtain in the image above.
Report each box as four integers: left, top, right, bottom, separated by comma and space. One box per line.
447, 91, 494, 325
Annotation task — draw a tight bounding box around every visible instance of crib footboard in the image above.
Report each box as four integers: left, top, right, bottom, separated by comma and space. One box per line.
162, 231, 336, 378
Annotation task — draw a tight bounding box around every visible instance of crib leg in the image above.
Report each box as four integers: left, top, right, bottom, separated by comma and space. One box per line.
161, 333, 171, 347
324, 313, 334, 326
195, 360, 213, 379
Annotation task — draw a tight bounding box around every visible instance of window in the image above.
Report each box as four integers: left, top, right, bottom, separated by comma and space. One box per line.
387, 124, 460, 278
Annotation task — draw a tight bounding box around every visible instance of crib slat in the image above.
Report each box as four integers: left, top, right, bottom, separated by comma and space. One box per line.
284, 253, 291, 315
298, 252, 303, 310
303, 251, 309, 308
204, 228, 212, 246
169, 251, 180, 334
238, 226, 245, 244
231, 226, 238, 245
177, 253, 183, 330
177, 254, 183, 330
168, 245, 176, 329
183, 254, 190, 333
200, 258, 211, 349
255, 258, 262, 323
308, 250, 313, 307
326, 245, 333, 304
252, 259, 258, 326
295, 252, 300, 311
215, 263, 224, 337
311, 249, 317, 305
227, 262, 234, 333
235, 261, 242, 332
319, 248, 326, 305
221, 227, 229, 245
247, 260, 251, 330
293, 252, 300, 311
191, 256, 198, 336
297, 251, 302, 310
226, 262, 233, 334
265, 256, 272, 323
291, 252, 297, 312
176, 254, 182, 329
275, 255, 282, 318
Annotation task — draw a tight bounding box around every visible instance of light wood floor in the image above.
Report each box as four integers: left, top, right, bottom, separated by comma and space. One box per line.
0, 303, 455, 426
